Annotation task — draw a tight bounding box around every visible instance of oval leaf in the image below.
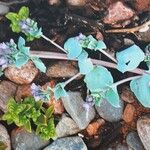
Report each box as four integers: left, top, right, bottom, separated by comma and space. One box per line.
130, 74, 150, 107
116, 44, 145, 73
84, 66, 113, 92
64, 37, 83, 59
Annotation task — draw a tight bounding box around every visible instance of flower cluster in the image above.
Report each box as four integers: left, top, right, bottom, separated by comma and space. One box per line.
31, 83, 51, 101
0, 39, 16, 69
19, 18, 42, 41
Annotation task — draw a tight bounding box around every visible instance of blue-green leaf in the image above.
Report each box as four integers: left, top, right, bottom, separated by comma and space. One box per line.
116, 44, 145, 73
95, 41, 107, 50
54, 83, 68, 100
78, 58, 94, 74
77, 50, 88, 61
130, 74, 150, 107
31, 57, 46, 73
64, 38, 83, 59
84, 66, 113, 92
15, 53, 29, 68
104, 86, 120, 107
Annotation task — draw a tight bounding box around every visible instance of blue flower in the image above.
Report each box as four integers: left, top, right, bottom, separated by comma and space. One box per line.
83, 95, 94, 112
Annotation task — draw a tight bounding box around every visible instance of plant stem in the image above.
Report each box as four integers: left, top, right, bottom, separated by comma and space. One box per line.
99, 49, 117, 63
64, 73, 81, 86
30, 51, 148, 75
113, 75, 141, 87
41, 35, 67, 53
105, 20, 150, 34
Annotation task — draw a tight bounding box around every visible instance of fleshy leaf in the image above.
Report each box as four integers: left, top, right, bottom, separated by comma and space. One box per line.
18, 6, 29, 19
31, 57, 46, 73
116, 44, 145, 73
130, 74, 150, 107
64, 37, 83, 59
84, 66, 113, 92
77, 50, 88, 61
104, 86, 120, 107
54, 83, 68, 100
78, 58, 94, 74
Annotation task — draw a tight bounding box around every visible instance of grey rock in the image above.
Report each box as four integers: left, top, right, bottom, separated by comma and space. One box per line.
0, 124, 11, 150
95, 99, 124, 122
106, 144, 128, 150
11, 128, 49, 150
0, 5, 9, 15
44, 136, 87, 150
126, 131, 144, 150
0, 80, 17, 112
137, 115, 150, 150
56, 115, 81, 138
46, 61, 78, 78
62, 92, 95, 129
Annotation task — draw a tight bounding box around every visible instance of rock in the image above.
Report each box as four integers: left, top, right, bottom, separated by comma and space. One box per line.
66, 0, 87, 7
123, 104, 136, 123
0, 5, 9, 15
46, 61, 78, 78
95, 99, 124, 122
15, 84, 32, 101
4, 61, 39, 84
107, 143, 128, 150
48, 0, 61, 5
86, 119, 105, 136
134, 0, 150, 12
137, 115, 150, 150
44, 136, 87, 150
0, 124, 11, 150
126, 131, 144, 150
56, 115, 81, 138
120, 86, 135, 103
61, 92, 95, 129
103, 1, 135, 26
137, 28, 150, 42
0, 80, 17, 112
11, 128, 49, 150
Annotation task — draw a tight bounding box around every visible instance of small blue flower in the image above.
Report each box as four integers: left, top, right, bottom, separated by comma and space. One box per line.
83, 95, 94, 112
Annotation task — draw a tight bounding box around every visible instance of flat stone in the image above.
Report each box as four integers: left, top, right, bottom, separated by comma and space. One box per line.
66, 0, 86, 7
103, 1, 134, 25
134, 0, 150, 12
123, 104, 136, 123
44, 136, 87, 150
126, 131, 144, 150
61, 92, 95, 129
56, 115, 81, 138
0, 5, 9, 15
137, 115, 150, 150
46, 61, 78, 78
95, 99, 124, 122
4, 61, 39, 84
0, 80, 17, 112
0, 124, 11, 150
11, 128, 49, 150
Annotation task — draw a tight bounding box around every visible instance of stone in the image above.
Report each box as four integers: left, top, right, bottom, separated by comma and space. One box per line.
56, 115, 81, 138
120, 86, 135, 103
0, 5, 9, 15
66, 0, 87, 7
95, 99, 124, 122
0, 124, 11, 150
15, 84, 32, 102
137, 28, 150, 42
126, 131, 144, 150
123, 104, 136, 123
137, 115, 150, 150
44, 136, 87, 150
86, 119, 105, 136
11, 128, 49, 150
103, 1, 135, 26
61, 92, 95, 129
0, 80, 17, 112
4, 61, 39, 84
48, 0, 61, 5
46, 61, 78, 78
134, 0, 150, 12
